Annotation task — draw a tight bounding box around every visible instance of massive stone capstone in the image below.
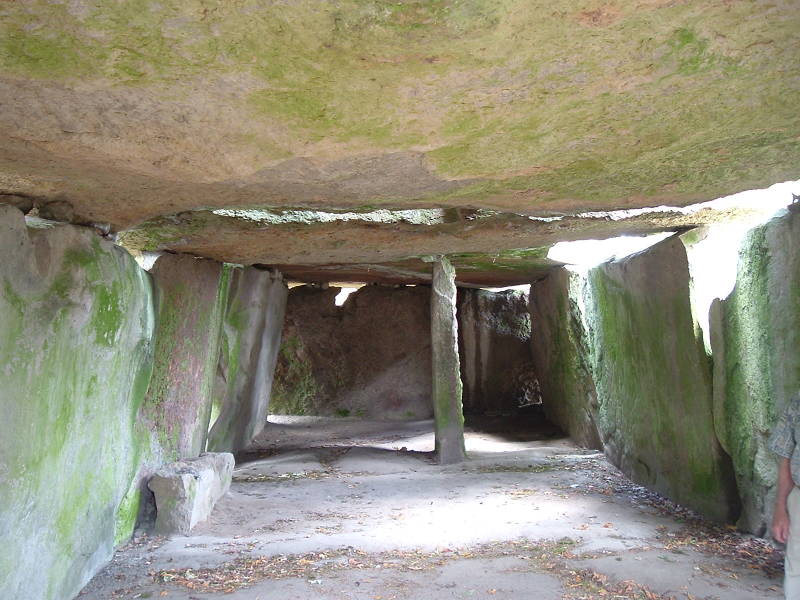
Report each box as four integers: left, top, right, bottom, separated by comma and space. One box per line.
1, 1, 798, 283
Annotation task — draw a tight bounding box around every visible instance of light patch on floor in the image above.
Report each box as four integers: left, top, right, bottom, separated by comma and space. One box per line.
78, 418, 783, 600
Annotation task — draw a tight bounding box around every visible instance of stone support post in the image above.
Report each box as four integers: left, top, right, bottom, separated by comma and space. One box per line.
207, 267, 288, 453
430, 256, 466, 464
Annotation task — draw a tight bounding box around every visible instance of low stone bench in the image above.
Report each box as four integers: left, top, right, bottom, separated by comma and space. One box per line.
148, 452, 235, 535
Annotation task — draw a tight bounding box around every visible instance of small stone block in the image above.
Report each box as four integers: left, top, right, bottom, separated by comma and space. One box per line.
147, 452, 234, 535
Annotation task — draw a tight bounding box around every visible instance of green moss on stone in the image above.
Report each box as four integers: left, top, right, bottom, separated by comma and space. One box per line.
0, 27, 90, 77
114, 487, 141, 546
2, 0, 795, 208
0, 227, 158, 600
584, 241, 736, 520
92, 282, 124, 346
710, 211, 800, 532
271, 334, 318, 416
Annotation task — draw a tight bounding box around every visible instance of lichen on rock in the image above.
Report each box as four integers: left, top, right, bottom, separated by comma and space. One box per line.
0, 206, 156, 600
710, 207, 800, 533
207, 267, 288, 453
530, 235, 740, 522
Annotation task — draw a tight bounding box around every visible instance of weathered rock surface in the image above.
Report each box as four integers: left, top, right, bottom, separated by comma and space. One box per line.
588, 236, 739, 522
710, 206, 800, 534
2, 1, 798, 282
457, 288, 535, 415
118, 206, 752, 287
530, 236, 740, 522
0, 206, 156, 600
272, 285, 433, 420
430, 257, 466, 464
148, 453, 234, 535
208, 267, 288, 454
145, 254, 231, 459
529, 269, 602, 449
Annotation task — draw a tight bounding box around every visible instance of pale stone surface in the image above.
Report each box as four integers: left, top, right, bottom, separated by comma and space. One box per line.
529, 268, 602, 449
207, 267, 288, 453
80, 420, 780, 600
457, 288, 535, 415
529, 237, 739, 522
430, 257, 466, 464
148, 453, 235, 535
710, 206, 800, 534
0, 206, 156, 600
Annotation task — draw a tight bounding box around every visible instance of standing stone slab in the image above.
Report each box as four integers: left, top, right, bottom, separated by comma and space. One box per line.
458, 288, 535, 415
208, 268, 288, 453
529, 268, 602, 449
430, 257, 466, 464
587, 236, 739, 522
0, 206, 156, 600
710, 206, 800, 534
143, 254, 231, 459
148, 453, 234, 535
528, 236, 740, 522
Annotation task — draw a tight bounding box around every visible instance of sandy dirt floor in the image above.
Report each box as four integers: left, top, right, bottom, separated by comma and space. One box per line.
78, 416, 784, 600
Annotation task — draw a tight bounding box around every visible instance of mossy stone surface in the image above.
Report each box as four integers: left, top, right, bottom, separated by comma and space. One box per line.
710, 207, 800, 533
143, 255, 231, 460
207, 267, 288, 453
529, 268, 602, 449
586, 237, 739, 522
271, 284, 434, 420
529, 236, 740, 522
1, 0, 798, 260
0, 206, 156, 600
457, 287, 535, 415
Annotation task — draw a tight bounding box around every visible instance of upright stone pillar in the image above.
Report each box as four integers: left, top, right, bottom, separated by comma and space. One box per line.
207, 267, 288, 453
143, 254, 231, 460
429, 256, 466, 464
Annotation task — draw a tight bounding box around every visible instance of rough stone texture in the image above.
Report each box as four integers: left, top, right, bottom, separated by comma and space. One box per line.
0, 206, 156, 600
2, 2, 798, 285
1, 2, 797, 225
710, 206, 800, 534
528, 236, 740, 522
148, 453, 234, 535
144, 254, 231, 460
207, 267, 288, 453
272, 285, 433, 419
588, 236, 739, 522
529, 269, 602, 449
430, 257, 466, 464
118, 206, 754, 287
457, 288, 535, 415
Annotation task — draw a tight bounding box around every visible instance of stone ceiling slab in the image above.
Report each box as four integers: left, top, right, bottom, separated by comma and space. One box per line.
1, 0, 798, 274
